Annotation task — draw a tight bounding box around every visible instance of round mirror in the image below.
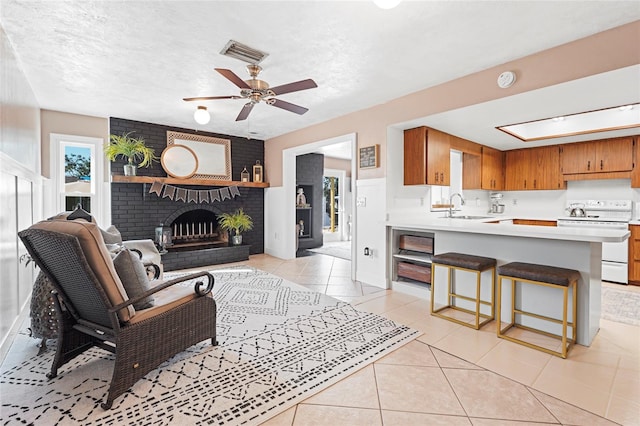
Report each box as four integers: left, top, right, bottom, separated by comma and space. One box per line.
161, 144, 198, 179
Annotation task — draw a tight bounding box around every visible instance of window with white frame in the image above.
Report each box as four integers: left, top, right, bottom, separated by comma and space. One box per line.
50, 133, 107, 224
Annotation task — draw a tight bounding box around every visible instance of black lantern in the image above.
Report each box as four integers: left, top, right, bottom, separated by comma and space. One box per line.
253, 160, 263, 183
155, 223, 172, 253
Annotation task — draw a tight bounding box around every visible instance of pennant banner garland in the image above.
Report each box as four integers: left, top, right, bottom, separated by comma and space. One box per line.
149, 181, 163, 196
149, 182, 241, 204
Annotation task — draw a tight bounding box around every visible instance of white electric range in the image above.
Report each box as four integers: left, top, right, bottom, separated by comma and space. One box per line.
557, 200, 632, 284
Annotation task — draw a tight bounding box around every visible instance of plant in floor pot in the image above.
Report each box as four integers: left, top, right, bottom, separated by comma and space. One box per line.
105, 132, 158, 176
219, 208, 253, 245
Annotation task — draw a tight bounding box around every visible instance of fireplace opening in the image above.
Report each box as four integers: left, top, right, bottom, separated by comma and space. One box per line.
168, 209, 227, 251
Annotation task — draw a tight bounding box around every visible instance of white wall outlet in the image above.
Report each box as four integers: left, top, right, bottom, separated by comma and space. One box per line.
513, 199, 518, 206
357, 196, 366, 207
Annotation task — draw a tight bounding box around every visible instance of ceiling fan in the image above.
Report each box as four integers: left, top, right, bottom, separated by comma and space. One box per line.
183, 65, 317, 121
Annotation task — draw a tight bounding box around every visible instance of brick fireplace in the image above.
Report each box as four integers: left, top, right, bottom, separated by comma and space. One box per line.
167, 207, 226, 250
110, 118, 264, 271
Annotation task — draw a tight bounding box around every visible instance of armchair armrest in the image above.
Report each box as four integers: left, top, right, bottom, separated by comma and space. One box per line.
108, 271, 214, 313
127, 248, 161, 280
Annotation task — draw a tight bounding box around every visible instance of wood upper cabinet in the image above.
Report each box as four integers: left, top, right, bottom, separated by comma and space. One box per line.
504, 149, 530, 190
629, 225, 640, 285
481, 146, 504, 190
561, 137, 633, 174
505, 146, 564, 190
532, 145, 564, 190
462, 153, 481, 189
462, 146, 504, 190
404, 126, 450, 186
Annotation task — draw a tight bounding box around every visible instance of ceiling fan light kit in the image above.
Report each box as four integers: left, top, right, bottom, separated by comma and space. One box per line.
184, 64, 317, 122
193, 106, 211, 125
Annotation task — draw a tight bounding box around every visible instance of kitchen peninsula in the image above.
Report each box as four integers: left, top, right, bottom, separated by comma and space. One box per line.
386, 217, 630, 346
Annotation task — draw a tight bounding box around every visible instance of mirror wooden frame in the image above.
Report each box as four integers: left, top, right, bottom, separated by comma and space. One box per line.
166, 131, 232, 180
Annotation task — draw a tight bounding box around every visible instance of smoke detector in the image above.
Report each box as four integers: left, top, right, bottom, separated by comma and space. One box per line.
497, 71, 516, 88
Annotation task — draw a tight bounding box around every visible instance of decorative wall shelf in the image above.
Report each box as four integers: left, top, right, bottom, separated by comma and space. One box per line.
111, 175, 269, 188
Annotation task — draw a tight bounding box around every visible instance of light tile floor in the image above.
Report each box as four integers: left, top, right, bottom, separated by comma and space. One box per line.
3, 252, 637, 425
228, 253, 639, 426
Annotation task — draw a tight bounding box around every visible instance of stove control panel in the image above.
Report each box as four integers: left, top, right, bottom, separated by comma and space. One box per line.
564, 199, 633, 221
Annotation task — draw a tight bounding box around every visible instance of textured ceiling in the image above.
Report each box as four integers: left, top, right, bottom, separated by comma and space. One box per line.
1, 1, 639, 144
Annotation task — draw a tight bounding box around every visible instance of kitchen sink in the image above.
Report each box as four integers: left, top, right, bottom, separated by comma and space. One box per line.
441, 215, 492, 220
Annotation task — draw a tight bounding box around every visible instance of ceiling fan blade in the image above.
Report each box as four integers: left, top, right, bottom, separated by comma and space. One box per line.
268, 98, 309, 115
183, 95, 241, 102
215, 68, 251, 89
269, 79, 317, 96
236, 103, 254, 121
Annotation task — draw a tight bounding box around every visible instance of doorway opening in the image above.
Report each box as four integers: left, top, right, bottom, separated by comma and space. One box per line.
282, 133, 357, 278
321, 168, 351, 246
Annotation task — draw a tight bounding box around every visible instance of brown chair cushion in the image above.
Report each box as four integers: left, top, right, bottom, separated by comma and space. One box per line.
498, 262, 580, 287
112, 249, 155, 310
29, 219, 135, 322
432, 252, 496, 271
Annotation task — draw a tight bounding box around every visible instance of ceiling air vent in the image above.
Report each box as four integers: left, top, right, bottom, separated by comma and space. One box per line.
220, 40, 268, 64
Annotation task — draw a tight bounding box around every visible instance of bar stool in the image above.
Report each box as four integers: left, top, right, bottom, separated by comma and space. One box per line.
430, 252, 496, 329
497, 262, 579, 358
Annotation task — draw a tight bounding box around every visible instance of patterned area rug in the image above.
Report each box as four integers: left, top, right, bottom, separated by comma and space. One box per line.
601, 285, 640, 326
0, 267, 419, 425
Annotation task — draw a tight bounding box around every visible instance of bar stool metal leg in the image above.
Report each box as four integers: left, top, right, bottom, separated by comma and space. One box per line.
430, 253, 496, 330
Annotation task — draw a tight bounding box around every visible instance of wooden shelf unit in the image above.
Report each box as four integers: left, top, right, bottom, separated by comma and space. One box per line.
111, 175, 269, 188
391, 231, 435, 286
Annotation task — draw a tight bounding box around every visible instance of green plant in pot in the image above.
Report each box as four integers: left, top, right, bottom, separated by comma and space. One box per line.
105, 132, 158, 176
219, 208, 253, 245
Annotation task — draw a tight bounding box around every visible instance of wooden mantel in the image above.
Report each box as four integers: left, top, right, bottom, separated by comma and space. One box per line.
111, 175, 270, 188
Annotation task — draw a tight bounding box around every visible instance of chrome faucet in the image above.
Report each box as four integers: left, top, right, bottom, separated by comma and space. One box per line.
449, 193, 465, 217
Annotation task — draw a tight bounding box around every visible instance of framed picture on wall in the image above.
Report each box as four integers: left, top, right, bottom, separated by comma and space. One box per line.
359, 144, 379, 169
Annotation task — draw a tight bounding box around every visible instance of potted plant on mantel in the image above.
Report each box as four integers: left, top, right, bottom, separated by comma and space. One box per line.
105, 132, 158, 176
219, 208, 254, 246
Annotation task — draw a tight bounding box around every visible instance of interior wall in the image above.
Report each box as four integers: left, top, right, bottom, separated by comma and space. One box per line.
355, 178, 387, 288
264, 21, 640, 187
0, 25, 42, 357
40, 109, 109, 179
0, 26, 40, 172
324, 157, 352, 177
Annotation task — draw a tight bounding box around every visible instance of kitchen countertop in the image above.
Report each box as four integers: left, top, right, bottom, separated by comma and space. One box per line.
387, 215, 629, 243
387, 214, 626, 346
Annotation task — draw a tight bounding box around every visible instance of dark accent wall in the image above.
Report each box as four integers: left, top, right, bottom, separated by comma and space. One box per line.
109, 118, 264, 254
296, 153, 323, 250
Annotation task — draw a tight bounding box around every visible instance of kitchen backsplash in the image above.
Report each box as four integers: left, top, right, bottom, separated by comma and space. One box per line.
388, 178, 640, 220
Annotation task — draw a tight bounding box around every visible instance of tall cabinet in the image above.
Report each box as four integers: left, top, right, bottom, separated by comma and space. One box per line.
404, 127, 450, 186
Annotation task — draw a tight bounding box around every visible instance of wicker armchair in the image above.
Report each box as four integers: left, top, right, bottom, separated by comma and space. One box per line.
18, 219, 217, 410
